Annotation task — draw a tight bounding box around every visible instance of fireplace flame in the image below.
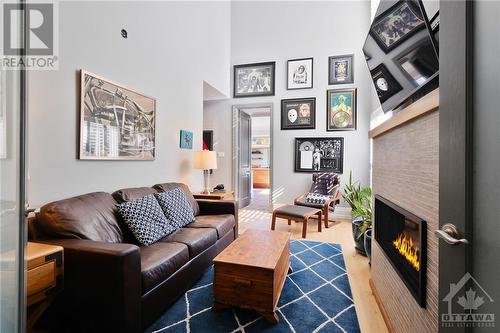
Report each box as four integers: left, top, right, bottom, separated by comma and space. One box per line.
392, 233, 420, 271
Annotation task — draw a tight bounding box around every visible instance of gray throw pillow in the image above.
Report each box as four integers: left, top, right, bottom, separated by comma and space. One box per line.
117, 194, 176, 246
155, 188, 195, 228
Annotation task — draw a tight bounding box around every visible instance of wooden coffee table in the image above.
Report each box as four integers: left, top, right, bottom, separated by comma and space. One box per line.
213, 229, 291, 324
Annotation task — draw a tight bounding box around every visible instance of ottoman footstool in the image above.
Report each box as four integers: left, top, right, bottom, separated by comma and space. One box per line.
271, 205, 322, 238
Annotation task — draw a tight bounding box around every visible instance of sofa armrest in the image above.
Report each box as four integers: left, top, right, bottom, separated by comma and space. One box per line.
196, 200, 238, 238
39, 239, 142, 333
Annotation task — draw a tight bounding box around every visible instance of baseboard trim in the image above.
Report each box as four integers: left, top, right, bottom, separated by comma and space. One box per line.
369, 278, 393, 333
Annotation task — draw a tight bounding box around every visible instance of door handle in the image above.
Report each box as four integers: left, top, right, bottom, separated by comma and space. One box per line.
434, 223, 469, 245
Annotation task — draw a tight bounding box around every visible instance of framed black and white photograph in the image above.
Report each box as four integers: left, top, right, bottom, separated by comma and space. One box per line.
328, 54, 354, 85
370, 1, 426, 53
233, 62, 275, 98
79, 70, 156, 160
370, 64, 402, 103
281, 98, 316, 130
287, 58, 313, 90
327, 88, 357, 131
294, 137, 344, 173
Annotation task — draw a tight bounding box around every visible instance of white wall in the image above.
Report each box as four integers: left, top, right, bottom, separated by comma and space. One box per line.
204, 1, 374, 207
28, 1, 231, 207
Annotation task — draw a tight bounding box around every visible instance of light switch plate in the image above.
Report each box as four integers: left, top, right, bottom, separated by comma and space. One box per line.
217, 152, 225, 158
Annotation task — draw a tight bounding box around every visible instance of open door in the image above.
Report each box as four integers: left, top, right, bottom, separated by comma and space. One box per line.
237, 110, 251, 208
439, 1, 497, 332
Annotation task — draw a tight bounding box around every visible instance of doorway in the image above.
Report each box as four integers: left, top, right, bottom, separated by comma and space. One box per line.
232, 104, 273, 212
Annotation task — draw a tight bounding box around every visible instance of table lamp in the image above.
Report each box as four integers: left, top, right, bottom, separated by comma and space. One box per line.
194, 150, 217, 194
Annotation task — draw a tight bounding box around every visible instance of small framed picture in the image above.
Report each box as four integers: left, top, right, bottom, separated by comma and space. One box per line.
370, 64, 402, 103
328, 54, 354, 85
294, 137, 344, 173
327, 88, 357, 131
281, 98, 316, 130
369, 1, 425, 53
233, 62, 275, 98
180, 130, 193, 149
287, 58, 313, 90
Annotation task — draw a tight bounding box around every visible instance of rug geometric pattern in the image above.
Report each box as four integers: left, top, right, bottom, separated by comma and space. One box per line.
146, 240, 360, 333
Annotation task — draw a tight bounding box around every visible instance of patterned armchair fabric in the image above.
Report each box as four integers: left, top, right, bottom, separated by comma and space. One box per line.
309, 173, 339, 196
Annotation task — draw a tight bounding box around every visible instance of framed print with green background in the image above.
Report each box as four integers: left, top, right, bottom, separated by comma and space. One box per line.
180, 130, 193, 149
287, 57, 313, 90
281, 97, 316, 130
328, 54, 354, 85
233, 61, 275, 98
327, 88, 357, 131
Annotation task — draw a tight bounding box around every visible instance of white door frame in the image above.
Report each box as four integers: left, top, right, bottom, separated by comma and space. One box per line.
232, 103, 274, 211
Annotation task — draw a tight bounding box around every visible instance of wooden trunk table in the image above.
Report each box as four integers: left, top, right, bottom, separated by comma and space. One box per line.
213, 229, 290, 324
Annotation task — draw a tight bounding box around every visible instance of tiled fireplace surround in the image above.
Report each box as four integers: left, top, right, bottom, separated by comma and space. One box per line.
372, 110, 439, 332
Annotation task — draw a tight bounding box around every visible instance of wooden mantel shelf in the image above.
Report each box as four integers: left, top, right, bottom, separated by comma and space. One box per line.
369, 89, 439, 139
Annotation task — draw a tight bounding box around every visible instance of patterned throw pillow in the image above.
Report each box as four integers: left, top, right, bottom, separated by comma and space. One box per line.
155, 188, 195, 228
116, 194, 176, 246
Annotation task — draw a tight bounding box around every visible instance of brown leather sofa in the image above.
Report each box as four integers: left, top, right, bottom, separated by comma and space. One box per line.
29, 183, 238, 333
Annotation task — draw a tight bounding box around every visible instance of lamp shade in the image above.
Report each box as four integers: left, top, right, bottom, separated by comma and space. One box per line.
194, 150, 217, 170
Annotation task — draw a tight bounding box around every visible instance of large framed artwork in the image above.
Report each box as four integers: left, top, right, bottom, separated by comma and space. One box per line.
370, 64, 402, 103
287, 57, 313, 90
281, 98, 316, 130
80, 70, 156, 160
327, 88, 357, 131
233, 62, 275, 98
328, 54, 354, 85
294, 137, 344, 173
369, 1, 425, 53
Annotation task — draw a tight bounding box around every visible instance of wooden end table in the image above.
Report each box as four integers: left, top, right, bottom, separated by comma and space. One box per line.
213, 229, 291, 324
26, 242, 64, 329
193, 191, 234, 200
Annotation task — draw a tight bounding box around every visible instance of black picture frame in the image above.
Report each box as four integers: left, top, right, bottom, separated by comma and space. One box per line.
294, 137, 344, 173
328, 54, 354, 85
370, 64, 403, 103
287, 57, 314, 90
233, 61, 276, 98
369, 1, 426, 54
327, 88, 357, 131
281, 98, 316, 130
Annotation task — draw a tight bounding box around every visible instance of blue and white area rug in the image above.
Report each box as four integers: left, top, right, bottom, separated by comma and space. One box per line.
147, 240, 360, 333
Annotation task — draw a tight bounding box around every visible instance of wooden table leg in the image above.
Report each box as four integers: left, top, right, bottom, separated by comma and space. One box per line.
302, 218, 307, 238
212, 301, 230, 311
317, 211, 322, 232
287, 219, 291, 225
262, 311, 279, 324
271, 213, 277, 230
324, 206, 329, 228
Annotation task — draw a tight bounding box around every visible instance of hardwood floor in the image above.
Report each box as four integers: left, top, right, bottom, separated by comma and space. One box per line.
239, 190, 389, 333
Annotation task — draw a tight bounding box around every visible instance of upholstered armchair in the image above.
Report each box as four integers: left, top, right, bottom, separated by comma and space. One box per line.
294, 173, 341, 227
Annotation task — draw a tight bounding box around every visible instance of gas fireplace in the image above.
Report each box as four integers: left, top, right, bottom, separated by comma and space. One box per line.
375, 195, 427, 307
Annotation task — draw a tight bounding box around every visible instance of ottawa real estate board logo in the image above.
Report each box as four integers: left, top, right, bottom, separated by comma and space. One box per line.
1, 1, 58, 70
442, 272, 495, 328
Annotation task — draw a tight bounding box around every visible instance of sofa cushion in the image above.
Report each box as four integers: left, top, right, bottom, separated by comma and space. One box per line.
117, 195, 176, 246
160, 228, 217, 258
186, 215, 235, 239
155, 189, 195, 228
140, 242, 189, 293
37, 192, 124, 242
153, 183, 200, 216
112, 187, 158, 204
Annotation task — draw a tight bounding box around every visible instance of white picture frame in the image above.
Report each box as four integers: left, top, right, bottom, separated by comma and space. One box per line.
287, 57, 313, 90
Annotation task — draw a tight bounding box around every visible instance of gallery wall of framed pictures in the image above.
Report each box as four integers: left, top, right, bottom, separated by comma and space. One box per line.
233, 50, 360, 174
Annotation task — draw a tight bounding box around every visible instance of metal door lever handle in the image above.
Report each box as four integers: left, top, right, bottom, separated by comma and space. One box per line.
434, 223, 469, 245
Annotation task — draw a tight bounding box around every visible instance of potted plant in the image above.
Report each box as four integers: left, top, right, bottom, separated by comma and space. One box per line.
343, 171, 372, 256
